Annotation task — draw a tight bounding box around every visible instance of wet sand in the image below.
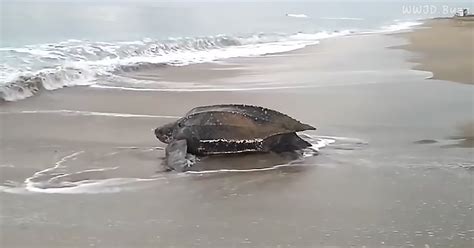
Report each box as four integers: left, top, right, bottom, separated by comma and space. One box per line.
1, 22, 473, 247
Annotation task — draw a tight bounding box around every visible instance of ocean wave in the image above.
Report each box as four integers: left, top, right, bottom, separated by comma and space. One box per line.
0, 67, 96, 101
0, 31, 352, 102
0, 20, 420, 102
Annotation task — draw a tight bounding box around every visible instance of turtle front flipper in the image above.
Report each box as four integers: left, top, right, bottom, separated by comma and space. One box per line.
165, 139, 190, 172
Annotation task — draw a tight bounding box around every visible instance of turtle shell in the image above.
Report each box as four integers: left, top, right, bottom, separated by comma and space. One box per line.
173, 104, 316, 155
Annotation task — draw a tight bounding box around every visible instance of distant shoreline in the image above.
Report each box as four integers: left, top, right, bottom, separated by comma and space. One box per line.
396, 18, 473, 84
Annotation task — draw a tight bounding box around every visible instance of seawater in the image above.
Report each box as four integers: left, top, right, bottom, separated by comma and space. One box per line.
0, 0, 471, 101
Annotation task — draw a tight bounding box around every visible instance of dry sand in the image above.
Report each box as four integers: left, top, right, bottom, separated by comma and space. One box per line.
0, 21, 473, 247
398, 18, 474, 84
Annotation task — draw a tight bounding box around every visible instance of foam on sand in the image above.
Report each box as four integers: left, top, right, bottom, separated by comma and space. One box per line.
1, 178, 161, 194
0, 134, 368, 193
90, 78, 382, 93
1, 151, 163, 194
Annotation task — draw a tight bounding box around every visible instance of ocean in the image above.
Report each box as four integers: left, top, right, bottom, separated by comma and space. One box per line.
0, 0, 472, 101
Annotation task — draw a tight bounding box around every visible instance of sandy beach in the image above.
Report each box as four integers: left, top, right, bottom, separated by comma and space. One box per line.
397, 18, 474, 84
1, 19, 473, 248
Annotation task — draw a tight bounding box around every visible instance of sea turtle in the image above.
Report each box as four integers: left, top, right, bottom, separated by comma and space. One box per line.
154, 104, 316, 171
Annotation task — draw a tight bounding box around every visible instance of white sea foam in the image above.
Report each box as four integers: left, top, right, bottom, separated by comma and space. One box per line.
0, 164, 15, 168
0, 150, 163, 194
91, 79, 381, 92
47, 166, 119, 183
0, 19, 423, 102
2, 178, 160, 194
185, 163, 304, 174
316, 135, 368, 144
0, 31, 350, 101
90, 84, 315, 92
27, 178, 160, 194
290, 30, 353, 40
309, 137, 336, 150
286, 13, 309, 18
23, 151, 84, 190
0, 110, 179, 119
380, 21, 423, 33
0, 135, 358, 193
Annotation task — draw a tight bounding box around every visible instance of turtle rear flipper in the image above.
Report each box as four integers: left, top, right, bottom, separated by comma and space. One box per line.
264, 133, 312, 153
165, 139, 190, 172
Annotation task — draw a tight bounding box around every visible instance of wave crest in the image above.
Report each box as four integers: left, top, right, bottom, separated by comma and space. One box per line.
2, 32, 347, 101
1, 67, 95, 101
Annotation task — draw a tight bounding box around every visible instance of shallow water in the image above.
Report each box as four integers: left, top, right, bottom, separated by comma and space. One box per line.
0, 132, 336, 194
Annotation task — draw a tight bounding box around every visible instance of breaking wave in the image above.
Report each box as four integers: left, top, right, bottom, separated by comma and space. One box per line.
0, 19, 422, 102
0, 31, 353, 101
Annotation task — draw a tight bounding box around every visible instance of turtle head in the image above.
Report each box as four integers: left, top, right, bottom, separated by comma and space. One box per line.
154, 121, 177, 144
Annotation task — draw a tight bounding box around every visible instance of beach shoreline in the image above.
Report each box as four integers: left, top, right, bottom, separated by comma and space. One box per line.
1, 18, 473, 247
0, 20, 423, 103
396, 18, 473, 84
